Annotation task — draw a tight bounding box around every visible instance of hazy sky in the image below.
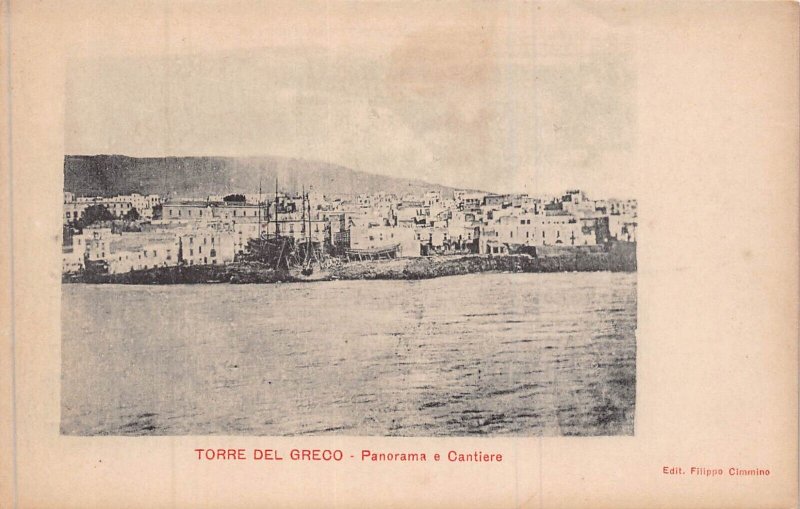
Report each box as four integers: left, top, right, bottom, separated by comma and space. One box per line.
65, 2, 637, 197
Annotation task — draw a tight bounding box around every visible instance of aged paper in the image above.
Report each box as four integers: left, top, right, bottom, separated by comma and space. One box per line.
1, 1, 798, 508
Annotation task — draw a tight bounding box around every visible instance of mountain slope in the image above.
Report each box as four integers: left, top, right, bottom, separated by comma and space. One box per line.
63, 155, 467, 198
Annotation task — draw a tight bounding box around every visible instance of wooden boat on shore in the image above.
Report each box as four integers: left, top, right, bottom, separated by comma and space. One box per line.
344, 244, 401, 262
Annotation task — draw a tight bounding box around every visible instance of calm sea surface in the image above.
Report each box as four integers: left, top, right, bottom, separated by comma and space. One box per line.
61, 272, 636, 436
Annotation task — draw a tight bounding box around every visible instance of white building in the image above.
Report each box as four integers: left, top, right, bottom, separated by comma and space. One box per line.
63, 193, 163, 224
177, 228, 236, 267
479, 212, 600, 254
349, 225, 421, 257
107, 233, 179, 273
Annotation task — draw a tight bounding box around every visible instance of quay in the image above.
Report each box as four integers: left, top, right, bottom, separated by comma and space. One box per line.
63, 242, 636, 285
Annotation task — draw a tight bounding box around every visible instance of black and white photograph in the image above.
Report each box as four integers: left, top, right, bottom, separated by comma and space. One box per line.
60, 19, 638, 438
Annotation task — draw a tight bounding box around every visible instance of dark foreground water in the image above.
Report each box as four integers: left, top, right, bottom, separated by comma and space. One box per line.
61, 272, 636, 436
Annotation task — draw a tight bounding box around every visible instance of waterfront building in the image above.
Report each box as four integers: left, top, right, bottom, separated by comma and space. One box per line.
81, 227, 114, 262
107, 233, 179, 273
62, 245, 84, 273
417, 225, 450, 249
349, 225, 421, 257
609, 214, 638, 242
177, 229, 236, 266
446, 222, 480, 249
479, 211, 603, 254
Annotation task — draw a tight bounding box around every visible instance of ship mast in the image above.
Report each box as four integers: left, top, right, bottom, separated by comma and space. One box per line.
301, 184, 307, 238
258, 178, 262, 238
274, 178, 279, 237
301, 185, 310, 266
306, 189, 312, 248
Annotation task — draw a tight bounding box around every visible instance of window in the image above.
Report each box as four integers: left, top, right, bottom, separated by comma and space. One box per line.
198, 246, 202, 254
170, 209, 173, 216
189, 249, 193, 256
153, 250, 157, 256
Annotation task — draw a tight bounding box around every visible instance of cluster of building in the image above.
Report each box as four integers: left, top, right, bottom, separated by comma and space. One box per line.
62, 188, 637, 274
63, 192, 163, 222
62, 226, 236, 274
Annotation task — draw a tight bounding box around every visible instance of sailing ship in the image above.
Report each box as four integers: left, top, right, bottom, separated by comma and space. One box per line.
242, 178, 328, 279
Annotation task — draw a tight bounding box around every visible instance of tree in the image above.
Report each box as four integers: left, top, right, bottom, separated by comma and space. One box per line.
223, 194, 246, 203
152, 204, 163, 220
80, 204, 114, 227
124, 207, 140, 221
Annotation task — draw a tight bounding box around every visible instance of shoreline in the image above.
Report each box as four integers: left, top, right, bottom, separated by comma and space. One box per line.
63, 243, 636, 285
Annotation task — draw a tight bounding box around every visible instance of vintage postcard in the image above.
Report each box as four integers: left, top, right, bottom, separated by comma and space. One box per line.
1, 1, 797, 508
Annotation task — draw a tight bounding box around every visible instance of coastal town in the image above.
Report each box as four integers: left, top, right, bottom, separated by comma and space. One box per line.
62, 187, 637, 279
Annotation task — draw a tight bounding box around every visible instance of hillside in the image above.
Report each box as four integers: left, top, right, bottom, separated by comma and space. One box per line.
63, 155, 466, 198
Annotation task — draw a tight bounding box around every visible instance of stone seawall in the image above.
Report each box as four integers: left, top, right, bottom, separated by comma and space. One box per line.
330, 242, 636, 281
64, 262, 289, 285
63, 242, 636, 284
